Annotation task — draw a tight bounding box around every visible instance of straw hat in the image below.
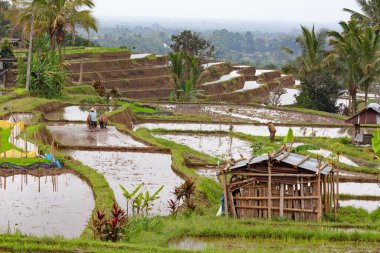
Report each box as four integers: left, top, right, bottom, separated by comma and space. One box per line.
90, 107, 95, 112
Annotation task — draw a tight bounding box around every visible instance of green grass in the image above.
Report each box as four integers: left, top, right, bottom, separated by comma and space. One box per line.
63, 85, 97, 96
0, 128, 13, 152
120, 102, 157, 114
2, 157, 49, 165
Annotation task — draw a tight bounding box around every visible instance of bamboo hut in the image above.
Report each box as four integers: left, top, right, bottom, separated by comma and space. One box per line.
221, 147, 338, 222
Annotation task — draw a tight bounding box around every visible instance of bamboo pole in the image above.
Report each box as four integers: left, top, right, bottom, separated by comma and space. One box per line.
280, 183, 284, 217
228, 187, 237, 218
316, 165, 322, 222
223, 172, 229, 217
268, 159, 272, 220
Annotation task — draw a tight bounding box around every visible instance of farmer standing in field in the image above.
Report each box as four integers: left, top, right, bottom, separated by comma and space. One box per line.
88, 108, 97, 132
267, 122, 276, 143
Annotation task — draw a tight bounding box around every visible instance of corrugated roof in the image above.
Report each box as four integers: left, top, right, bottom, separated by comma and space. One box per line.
230, 151, 332, 175
366, 103, 380, 114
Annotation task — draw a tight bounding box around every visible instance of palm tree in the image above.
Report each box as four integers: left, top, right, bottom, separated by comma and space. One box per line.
357, 27, 380, 104
169, 52, 184, 98
282, 26, 328, 78
328, 19, 380, 113
344, 0, 380, 31
8, 0, 97, 57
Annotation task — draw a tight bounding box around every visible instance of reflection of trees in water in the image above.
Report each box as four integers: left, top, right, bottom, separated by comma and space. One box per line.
79, 106, 115, 116
0, 173, 61, 192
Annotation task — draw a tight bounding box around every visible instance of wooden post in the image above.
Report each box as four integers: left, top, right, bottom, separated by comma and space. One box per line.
79, 57, 83, 84
317, 171, 322, 222
279, 183, 284, 217
228, 188, 237, 218
268, 159, 273, 220
223, 172, 229, 217
300, 178, 305, 220
323, 176, 327, 213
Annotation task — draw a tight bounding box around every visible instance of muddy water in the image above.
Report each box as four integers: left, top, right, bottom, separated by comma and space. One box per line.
47, 123, 146, 147
64, 150, 183, 215
154, 103, 344, 124
0, 173, 94, 238
137, 123, 351, 138
45, 105, 117, 121
7, 113, 33, 124
153, 133, 252, 160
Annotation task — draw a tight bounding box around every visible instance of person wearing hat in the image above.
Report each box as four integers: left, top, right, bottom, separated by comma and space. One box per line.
267, 122, 276, 143
88, 108, 97, 131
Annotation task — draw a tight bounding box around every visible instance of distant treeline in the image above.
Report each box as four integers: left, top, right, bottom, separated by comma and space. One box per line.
84, 25, 302, 68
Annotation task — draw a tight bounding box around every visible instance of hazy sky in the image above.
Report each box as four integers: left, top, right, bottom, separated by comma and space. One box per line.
93, 0, 360, 23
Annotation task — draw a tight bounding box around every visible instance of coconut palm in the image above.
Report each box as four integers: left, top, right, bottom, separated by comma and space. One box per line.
282, 26, 328, 78
328, 19, 380, 112
344, 0, 380, 31
8, 0, 97, 57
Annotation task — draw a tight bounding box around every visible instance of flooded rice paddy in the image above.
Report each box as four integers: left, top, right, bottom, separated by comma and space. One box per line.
47, 123, 146, 147
234, 81, 261, 92
203, 70, 241, 85
45, 105, 117, 121
277, 88, 300, 106
168, 236, 378, 252
339, 182, 380, 196
130, 53, 152, 59
137, 122, 351, 138
153, 133, 253, 160
0, 173, 94, 238
64, 150, 183, 215
154, 103, 344, 124
339, 182, 380, 212
308, 149, 359, 167
340, 200, 380, 212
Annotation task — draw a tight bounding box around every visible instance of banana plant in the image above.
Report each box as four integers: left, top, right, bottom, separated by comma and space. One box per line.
372, 129, 380, 158
120, 183, 143, 216
142, 185, 164, 215
133, 192, 144, 215
282, 128, 294, 146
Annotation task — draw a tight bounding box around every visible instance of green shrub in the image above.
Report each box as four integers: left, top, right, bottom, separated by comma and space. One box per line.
18, 46, 66, 99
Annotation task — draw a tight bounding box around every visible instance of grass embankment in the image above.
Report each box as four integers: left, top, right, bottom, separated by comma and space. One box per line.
0, 234, 189, 253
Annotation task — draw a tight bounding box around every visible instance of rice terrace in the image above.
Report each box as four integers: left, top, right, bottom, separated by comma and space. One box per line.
0, 0, 380, 252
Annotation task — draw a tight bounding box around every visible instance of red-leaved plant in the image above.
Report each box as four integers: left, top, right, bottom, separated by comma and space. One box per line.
91, 201, 129, 242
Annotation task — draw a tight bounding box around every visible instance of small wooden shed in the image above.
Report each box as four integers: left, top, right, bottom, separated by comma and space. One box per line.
345, 103, 380, 144
220, 148, 338, 222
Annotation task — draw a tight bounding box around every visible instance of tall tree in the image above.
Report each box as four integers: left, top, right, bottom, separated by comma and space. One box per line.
344, 0, 380, 31
329, 19, 380, 112
170, 30, 215, 62
282, 26, 328, 79
8, 0, 97, 57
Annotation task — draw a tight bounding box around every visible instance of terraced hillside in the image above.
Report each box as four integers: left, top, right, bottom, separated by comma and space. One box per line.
65, 52, 174, 100
65, 51, 296, 102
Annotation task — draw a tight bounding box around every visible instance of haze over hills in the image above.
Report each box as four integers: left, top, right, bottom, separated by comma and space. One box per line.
96, 16, 341, 34
84, 17, 342, 68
